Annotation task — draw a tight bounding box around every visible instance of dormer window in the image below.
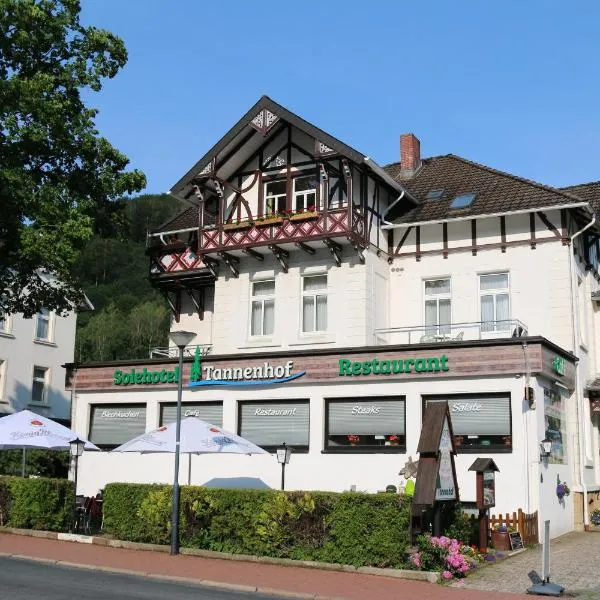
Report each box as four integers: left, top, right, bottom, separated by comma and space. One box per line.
426, 189, 444, 200
265, 180, 287, 215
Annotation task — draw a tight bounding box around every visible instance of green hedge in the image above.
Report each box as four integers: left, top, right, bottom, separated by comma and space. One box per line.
0, 476, 73, 531
103, 483, 411, 568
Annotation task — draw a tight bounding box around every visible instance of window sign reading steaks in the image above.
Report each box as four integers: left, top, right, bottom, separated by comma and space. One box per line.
339, 355, 448, 376
239, 400, 309, 450
89, 404, 146, 447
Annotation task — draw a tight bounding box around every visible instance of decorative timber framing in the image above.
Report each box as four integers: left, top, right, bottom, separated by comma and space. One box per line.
415, 226, 421, 262
560, 209, 570, 245
185, 288, 205, 320
268, 245, 289, 272
537, 211, 562, 240
161, 289, 182, 323
250, 108, 280, 135
218, 252, 240, 278
324, 238, 343, 267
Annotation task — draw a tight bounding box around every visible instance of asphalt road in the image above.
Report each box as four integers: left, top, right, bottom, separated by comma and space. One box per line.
0, 556, 286, 600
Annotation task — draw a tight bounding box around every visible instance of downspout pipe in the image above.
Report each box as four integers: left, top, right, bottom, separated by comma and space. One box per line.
568, 212, 596, 529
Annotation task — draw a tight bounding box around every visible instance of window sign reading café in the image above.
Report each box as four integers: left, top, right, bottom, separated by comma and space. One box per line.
424, 394, 511, 451
160, 402, 223, 427
326, 397, 406, 450
89, 404, 146, 448
238, 400, 309, 451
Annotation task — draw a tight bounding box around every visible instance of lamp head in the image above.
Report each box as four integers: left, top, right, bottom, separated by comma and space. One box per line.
70, 438, 86, 457
170, 330, 195, 349
276, 442, 292, 464
540, 438, 552, 458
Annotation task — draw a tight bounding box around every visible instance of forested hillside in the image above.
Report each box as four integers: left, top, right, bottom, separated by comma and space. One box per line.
74, 194, 185, 363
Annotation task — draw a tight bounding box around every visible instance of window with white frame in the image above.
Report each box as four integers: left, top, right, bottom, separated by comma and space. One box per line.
293, 175, 317, 212
265, 180, 287, 215
250, 280, 275, 337
424, 279, 451, 335
0, 312, 7, 333
0, 359, 6, 400
35, 308, 51, 341
479, 273, 510, 332
31, 366, 48, 403
302, 274, 327, 333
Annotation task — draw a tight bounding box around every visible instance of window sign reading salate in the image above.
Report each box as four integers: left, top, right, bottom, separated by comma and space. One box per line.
326, 397, 406, 451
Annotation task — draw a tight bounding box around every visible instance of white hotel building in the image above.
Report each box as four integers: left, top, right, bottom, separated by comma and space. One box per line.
69, 97, 600, 538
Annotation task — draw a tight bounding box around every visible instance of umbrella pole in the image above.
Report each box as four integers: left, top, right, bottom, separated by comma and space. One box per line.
21, 448, 26, 477
188, 454, 191, 486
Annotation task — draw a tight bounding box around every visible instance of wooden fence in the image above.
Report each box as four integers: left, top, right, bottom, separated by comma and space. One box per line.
488, 508, 539, 545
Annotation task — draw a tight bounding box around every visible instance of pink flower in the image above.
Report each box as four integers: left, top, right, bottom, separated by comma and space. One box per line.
442, 570, 453, 580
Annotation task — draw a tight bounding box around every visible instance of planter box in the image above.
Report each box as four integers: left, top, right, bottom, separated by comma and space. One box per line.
223, 221, 252, 231
289, 211, 318, 222
255, 217, 284, 227
490, 531, 511, 551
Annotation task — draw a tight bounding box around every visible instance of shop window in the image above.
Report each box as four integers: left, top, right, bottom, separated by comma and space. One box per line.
35, 308, 52, 341
325, 397, 406, 452
293, 175, 317, 212
302, 275, 327, 333
265, 180, 287, 215
250, 280, 275, 337
423, 394, 512, 452
543, 387, 567, 464
88, 404, 147, 449
424, 278, 451, 335
238, 400, 309, 452
31, 366, 48, 404
160, 402, 223, 427
479, 273, 509, 333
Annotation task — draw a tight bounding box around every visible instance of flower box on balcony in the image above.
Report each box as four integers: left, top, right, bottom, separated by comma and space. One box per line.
255, 216, 284, 227
289, 211, 319, 222
223, 221, 253, 231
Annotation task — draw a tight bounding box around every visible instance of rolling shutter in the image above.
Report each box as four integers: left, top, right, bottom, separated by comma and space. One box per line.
239, 401, 309, 447
160, 402, 223, 427
328, 398, 405, 435
89, 405, 146, 446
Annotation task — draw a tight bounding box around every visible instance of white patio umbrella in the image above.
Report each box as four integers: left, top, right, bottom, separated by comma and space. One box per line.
0, 410, 99, 476
112, 417, 267, 456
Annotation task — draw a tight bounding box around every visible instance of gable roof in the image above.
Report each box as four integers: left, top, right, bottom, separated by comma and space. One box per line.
169, 95, 410, 200
383, 154, 591, 225
560, 181, 600, 214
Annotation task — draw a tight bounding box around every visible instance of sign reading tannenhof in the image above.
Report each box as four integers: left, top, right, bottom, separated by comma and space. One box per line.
339, 355, 449, 376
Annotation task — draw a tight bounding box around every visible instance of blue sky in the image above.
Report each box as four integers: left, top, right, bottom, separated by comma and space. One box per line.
81, 1, 600, 195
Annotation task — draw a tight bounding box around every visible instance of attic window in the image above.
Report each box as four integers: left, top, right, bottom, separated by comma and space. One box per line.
426, 189, 444, 200
450, 193, 476, 209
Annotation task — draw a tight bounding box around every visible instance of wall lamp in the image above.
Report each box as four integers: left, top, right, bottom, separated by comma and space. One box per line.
540, 438, 552, 460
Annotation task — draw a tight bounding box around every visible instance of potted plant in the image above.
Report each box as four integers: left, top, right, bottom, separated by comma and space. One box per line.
289, 205, 319, 221
590, 509, 600, 530
256, 213, 284, 227
347, 434, 360, 447
387, 435, 400, 446
556, 480, 570, 500
490, 525, 512, 551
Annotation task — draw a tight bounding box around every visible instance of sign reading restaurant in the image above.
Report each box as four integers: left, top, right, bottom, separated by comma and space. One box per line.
339, 355, 449, 376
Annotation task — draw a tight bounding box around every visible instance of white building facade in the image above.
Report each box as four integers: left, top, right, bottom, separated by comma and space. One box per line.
68, 97, 600, 539
1, 307, 77, 423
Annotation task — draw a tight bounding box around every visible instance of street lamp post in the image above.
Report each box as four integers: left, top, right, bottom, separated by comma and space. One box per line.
69, 437, 85, 532
276, 442, 292, 491
169, 330, 195, 556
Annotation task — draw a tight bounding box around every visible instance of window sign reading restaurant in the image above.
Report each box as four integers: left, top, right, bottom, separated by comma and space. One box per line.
160, 402, 223, 427
424, 394, 511, 452
88, 404, 146, 448
238, 400, 309, 451
325, 397, 406, 451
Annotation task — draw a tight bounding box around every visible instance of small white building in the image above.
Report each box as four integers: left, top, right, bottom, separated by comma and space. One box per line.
1, 290, 91, 423
68, 97, 600, 539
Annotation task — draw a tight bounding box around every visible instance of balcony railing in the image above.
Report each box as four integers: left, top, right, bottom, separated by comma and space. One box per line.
149, 344, 213, 359
372, 320, 528, 346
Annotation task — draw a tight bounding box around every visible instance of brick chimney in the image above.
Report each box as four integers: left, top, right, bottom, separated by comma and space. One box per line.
400, 133, 421, 174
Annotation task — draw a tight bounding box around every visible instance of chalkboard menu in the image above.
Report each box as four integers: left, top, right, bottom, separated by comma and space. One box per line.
509, 532, 524, 550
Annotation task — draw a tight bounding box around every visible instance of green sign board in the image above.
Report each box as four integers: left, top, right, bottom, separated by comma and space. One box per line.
114, 367, 180, 386
552, 356, 566, 376
339, 355, 448, 376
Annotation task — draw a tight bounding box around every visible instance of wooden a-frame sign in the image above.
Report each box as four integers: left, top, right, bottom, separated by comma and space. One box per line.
412, 401, 460, 511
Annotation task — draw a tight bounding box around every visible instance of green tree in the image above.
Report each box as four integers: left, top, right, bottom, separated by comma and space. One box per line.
0, 0, 145, 317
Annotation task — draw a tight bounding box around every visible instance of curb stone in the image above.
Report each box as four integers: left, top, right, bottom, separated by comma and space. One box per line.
0, 526, 441, 586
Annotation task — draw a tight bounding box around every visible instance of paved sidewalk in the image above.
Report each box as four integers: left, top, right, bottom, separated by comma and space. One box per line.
0, 533, 528, 600
458, 531, 600, 598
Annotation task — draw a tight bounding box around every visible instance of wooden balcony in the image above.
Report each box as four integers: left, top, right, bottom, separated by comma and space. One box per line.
149, 207, 366, 281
